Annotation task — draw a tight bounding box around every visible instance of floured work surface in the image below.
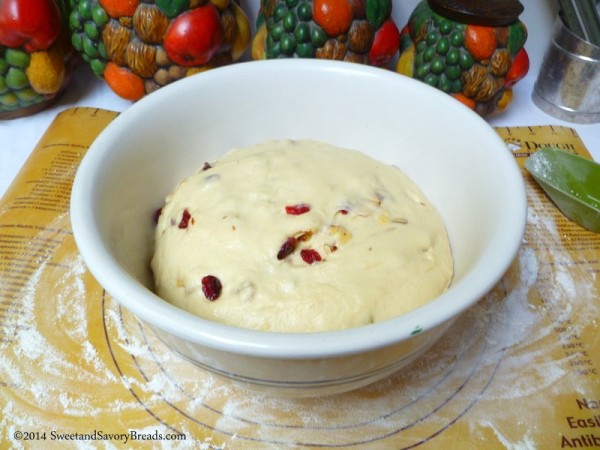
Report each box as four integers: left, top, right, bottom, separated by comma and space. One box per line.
0, 109, 598, 449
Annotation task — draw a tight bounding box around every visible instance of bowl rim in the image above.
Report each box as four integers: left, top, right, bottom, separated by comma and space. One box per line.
71, 59, 527, 359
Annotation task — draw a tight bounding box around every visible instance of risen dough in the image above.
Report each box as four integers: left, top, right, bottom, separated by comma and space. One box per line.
151, 140, 453, 332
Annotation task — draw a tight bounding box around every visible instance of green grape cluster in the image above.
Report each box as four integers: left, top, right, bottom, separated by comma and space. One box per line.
0, 49, 43, 113
265, 0, 327, 58
69, 0, 109, 76
413, 14, 474, 93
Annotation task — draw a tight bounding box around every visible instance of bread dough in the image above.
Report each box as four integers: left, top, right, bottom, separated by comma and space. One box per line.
151, 140, 453, 332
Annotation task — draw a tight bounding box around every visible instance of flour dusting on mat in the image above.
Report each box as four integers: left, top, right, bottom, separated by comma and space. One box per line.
1, 245, 150, 439
2, 124, 600, 449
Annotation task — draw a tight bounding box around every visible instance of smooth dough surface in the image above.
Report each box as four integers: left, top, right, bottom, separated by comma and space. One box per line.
151, 140, 453, 332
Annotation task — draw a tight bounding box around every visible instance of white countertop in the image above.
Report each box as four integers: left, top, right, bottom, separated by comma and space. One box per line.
1, 0, 599, 199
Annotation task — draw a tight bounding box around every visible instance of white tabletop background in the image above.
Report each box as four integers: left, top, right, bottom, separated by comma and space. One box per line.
1, 0, 599, 199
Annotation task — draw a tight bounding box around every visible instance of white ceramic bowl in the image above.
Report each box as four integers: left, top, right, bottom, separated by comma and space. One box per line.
71, 60, 527, 396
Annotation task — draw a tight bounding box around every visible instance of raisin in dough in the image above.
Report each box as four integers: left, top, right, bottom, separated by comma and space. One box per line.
152, 140, 453, 332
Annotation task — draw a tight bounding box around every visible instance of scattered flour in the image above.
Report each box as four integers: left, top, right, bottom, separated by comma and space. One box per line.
2, 167, 599, 449
478, 419, 538, 450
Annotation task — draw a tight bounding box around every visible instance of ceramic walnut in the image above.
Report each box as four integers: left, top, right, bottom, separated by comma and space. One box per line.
397, 0, 529, 117
252, 0, 401, 68
68, 0, 251, 101
0, 0, 74, 119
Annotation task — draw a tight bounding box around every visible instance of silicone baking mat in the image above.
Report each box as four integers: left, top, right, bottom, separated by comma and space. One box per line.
1, 108, 598, 449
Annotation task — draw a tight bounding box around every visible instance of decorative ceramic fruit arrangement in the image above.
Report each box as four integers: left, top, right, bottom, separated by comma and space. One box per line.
0, 0, 74, 119
252, 0, 401, 67
68, 0, 251, 101
396, 0, 529, 117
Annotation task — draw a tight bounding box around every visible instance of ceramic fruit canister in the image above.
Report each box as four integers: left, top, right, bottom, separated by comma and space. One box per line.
252, 0, 401, 68
397, 0, 529, 117
68, 0, 251, 101
0, 0, 75, 119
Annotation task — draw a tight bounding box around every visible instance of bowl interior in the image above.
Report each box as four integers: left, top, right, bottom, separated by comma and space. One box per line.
71, 60, 526, 357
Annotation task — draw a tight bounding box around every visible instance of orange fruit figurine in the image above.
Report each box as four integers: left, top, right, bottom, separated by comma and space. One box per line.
103, 61, 145, 101
397, 0, 529, 117
313, 0, 353, 37
464, 25, 497, 61
98, 0, 138, 18
253, 0, 400, 67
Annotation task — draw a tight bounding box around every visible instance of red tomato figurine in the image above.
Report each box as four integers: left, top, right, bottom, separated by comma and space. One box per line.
0, 0, 62, 52
163, 4, 224, 67
0, 0, 73, 119
68, 0, 251, 101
